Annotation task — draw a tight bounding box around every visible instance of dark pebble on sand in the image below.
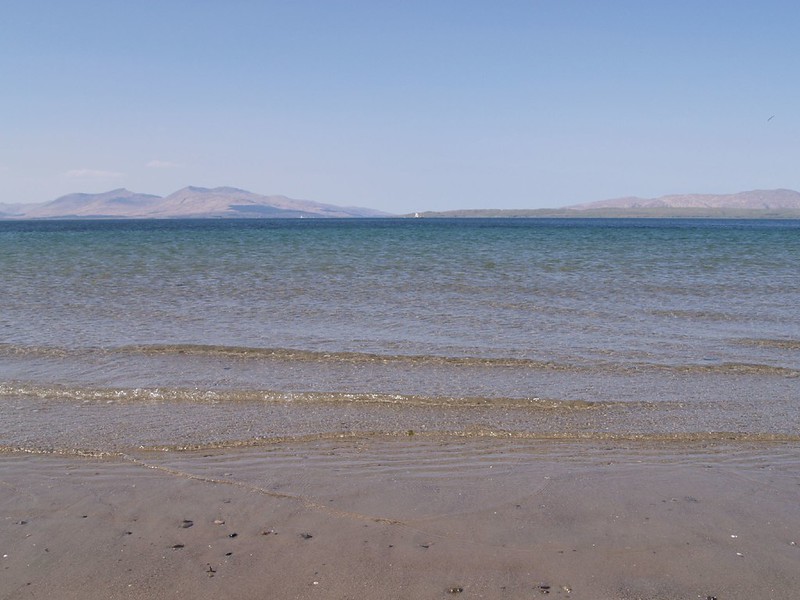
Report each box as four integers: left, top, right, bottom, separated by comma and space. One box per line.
171, 544, 185, 549
181, 520, 194, 528
228, 533, 238, 538
300, 533, 313, 539
447, 587, 463, 594
225, 552, 232, 556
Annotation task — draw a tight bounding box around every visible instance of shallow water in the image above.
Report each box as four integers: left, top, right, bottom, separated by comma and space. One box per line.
1, 218, 798, 452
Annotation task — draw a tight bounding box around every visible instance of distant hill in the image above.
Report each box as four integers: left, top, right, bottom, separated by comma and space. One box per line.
0, 202, 29, 217
7, 187, 800, 220
567, 189, 800, 211
408, 189, 800, 218
21, 189, 162, 218
5, 187, 388, 219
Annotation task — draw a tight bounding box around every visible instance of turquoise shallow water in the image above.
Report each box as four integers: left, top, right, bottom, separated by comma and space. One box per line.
1, 218, 799, 450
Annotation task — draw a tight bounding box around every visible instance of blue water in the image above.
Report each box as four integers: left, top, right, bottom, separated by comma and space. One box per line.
1, 218, 799, 450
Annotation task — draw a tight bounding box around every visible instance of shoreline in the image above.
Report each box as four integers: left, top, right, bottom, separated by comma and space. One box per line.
3, 437, 798, 599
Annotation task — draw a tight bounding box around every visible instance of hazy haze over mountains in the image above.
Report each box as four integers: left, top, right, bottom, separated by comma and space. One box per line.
1, 187, 388, 219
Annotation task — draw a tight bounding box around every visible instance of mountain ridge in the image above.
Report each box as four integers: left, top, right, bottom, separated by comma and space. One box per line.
3, 187, 388, 219
567, 188, 800, 211
4, 187, 800, 220
408, 189, 800, 218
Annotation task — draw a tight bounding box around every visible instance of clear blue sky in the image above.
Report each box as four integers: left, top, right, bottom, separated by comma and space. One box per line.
2, 1, 798, 213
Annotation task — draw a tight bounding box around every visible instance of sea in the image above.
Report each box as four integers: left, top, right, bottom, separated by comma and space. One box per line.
1, 217, 799, 454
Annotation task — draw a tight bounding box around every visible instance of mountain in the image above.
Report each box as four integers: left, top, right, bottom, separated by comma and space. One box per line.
567, 189, 800, 211
5, 187, 388, 219
0, 202, 27, 217
406, 188, 800, 218
21, 189, 162, 218
147, 186, 385, 218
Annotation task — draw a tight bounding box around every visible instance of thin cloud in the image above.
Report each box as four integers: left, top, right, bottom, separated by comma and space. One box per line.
146, 160, 181, 169
64, 169, 125, 179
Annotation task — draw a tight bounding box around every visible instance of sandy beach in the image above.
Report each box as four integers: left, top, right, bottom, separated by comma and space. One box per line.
2, 437, 798, 600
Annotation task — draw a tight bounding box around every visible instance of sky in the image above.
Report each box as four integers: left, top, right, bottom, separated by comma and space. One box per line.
1, 1, 798, 214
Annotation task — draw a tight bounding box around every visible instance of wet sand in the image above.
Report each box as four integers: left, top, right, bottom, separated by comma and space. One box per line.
2, 437, 799, 600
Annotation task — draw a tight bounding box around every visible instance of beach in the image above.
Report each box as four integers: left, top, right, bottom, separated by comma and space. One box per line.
2, 438, 799, 599
5, 0, 800, 594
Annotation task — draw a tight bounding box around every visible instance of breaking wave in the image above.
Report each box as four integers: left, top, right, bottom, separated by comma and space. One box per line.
0, 381, 607, 410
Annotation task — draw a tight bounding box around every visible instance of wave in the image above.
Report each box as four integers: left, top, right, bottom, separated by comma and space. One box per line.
3, 429, 799, 457
649, 309, 735, 321
1, 342, 571, 368
119, 343, 577, 369
0, 343, 72, 358
3, 342, 798, 377
733, 338, 800, 350
128, 345, 800, 376
0, 381, 612, 410
663, 362, 799, 376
